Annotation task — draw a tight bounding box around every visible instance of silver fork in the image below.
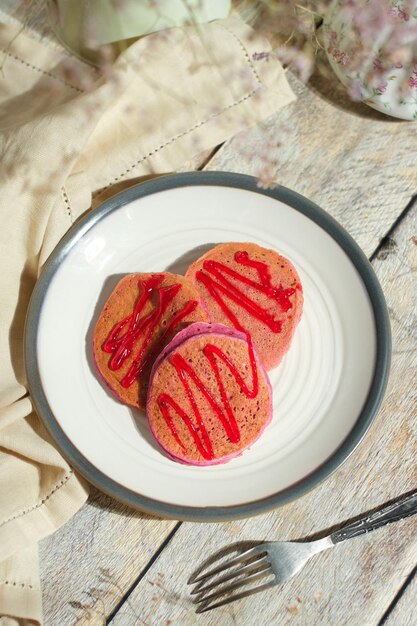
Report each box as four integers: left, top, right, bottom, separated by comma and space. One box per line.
188, 490, 417, 613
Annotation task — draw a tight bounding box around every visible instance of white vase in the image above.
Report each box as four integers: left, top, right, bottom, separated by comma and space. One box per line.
322, 0, 417, 120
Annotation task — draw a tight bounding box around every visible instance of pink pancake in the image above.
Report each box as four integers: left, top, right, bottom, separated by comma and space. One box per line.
147, 322, 272, 465
93, 273, 208, 409
185, 242, 303, 370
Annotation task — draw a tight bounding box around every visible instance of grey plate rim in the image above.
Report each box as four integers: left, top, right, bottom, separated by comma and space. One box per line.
24, 171, 391, 521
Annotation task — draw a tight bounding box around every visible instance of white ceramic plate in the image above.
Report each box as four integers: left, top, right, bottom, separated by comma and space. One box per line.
25, 172, 391, 520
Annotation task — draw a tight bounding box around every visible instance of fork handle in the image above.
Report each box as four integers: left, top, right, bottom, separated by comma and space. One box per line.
330, 490, 417, 544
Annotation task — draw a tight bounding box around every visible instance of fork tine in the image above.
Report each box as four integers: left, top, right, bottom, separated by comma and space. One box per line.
190, 557, 270, 596
195, 580, 276, 613
194, 567, 274, 606
188, 544, 267, 584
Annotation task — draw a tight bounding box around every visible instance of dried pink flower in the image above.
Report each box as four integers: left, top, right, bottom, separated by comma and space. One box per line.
409, 67, 417, 88
275, 45, 314, 82
347, 78, 363, 100
252, 51, 270, 61
376, 80, 388, 93
389, 5, 410, 22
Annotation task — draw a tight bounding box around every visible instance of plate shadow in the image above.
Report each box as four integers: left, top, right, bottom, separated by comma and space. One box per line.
84, 243, 219, 464
130, 407, 162, 454
85, 273, 163, 455
165, 243, 218, 275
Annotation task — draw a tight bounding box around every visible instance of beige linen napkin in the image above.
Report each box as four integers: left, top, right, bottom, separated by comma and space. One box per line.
0, 15, 295, 624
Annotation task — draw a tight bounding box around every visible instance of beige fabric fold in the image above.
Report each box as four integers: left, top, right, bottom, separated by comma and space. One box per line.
0, 546, 41, 625
0, 15, 295, 624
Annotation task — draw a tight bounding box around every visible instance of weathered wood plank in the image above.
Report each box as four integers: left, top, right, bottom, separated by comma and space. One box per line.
39, 488, 178, 625
39, 97, 417, 626
105, 202, 417, 625
38, 149, 213, 626
206, 66, 417, 257
384, 570, 417, 626
34, 21, 417, 626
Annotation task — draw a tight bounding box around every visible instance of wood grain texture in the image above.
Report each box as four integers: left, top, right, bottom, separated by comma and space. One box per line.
205, 65, 417, 258
384, 570, 417, 626
105, 202, 417, 625
39, 488, 177, 625
32, 24, 417, 626
38, 150, 214, 625
39, 84, 417, 625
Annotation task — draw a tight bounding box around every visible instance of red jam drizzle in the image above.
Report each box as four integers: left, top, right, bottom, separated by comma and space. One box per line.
103, 274, 198, 388
157, 337, 259, 460
154, 249, 297, 459
195, 250, 296, 335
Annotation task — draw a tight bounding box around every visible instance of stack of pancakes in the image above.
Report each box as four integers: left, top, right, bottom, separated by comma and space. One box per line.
93, 243, 303, 465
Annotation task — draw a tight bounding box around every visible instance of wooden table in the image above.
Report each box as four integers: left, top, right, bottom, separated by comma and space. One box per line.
3, 4, 416, 624
37, 71, 417, 626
